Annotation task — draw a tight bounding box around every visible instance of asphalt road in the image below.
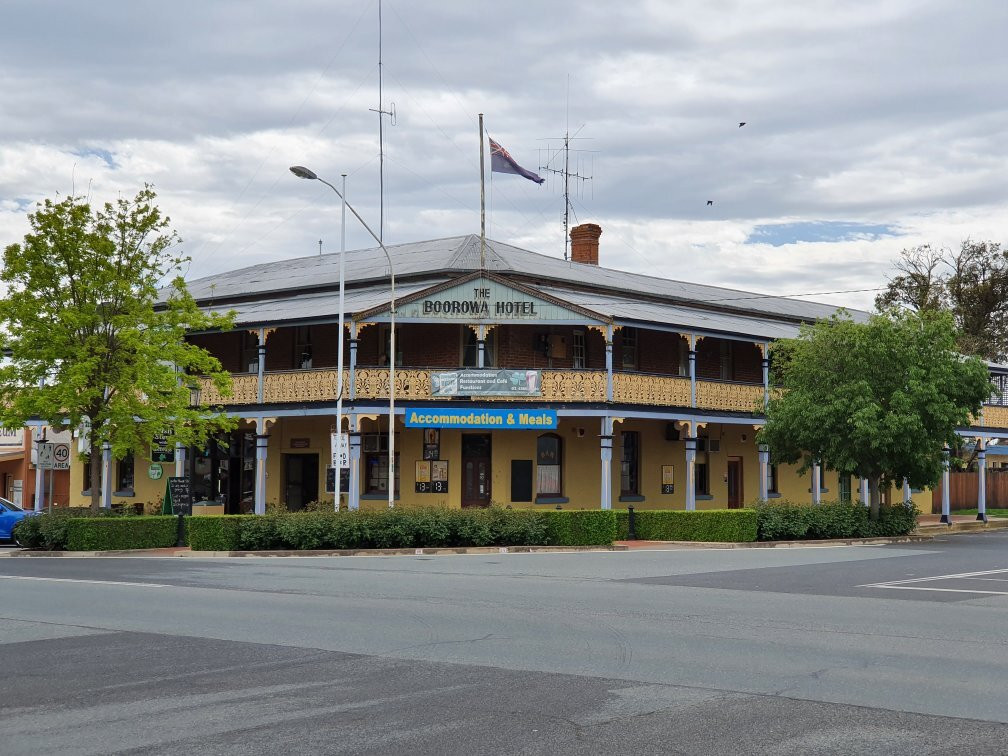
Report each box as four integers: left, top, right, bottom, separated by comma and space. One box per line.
2, 532, 1008, 754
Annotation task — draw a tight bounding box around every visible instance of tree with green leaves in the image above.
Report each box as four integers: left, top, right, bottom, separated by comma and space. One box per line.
0, 186, 235, 510
876, 240, 1008, 362
758, 309, 992, 520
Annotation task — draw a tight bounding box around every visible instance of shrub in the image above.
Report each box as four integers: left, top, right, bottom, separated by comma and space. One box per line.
11, 515, 42, 547
617, 509, 758, 542
187, 516, 243, 551
541, 510, 616, 546
64, 516, 182, 551
755, 500, 918, 541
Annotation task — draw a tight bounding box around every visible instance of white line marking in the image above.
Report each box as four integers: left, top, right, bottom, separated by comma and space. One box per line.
0, 575, 170, 588
860, 584, 1008, 596
859, 567, 1008, 588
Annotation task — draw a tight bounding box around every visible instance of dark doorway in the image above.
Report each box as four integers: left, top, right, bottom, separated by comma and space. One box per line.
284, 454, 319, 511
462, 434, 492, 508
727, 457, 743, 509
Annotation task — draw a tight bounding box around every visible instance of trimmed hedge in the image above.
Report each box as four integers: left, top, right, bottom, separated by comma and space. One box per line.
755, 500, 918, 541
65, 516, 183, 551
12, 507, 134, 550
616, 509, 757, 542
187, 508, 616, 551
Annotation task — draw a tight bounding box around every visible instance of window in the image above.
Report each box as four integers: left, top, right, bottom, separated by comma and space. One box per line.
678, 338, 690, 377
838, 475, 852, 503
295, 326, 313, 369
378, 324, 403, 367
572, 330, 586, 369
115, 453, 135, 495
363, 433, 399, 495
241, 331, 260, 374
719, 341, 734, 380
621, 328, 637, 369
620, 431, 640, 496
768, 464, 778, 495
536, 434, 562, 497
462, 328, 495, 367
695, 452, 710, 496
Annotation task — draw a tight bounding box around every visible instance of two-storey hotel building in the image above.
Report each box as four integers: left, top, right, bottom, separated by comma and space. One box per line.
66, 224, 1008, 514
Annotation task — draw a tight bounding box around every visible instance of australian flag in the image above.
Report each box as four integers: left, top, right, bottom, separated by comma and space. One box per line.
489, 137, 544, 184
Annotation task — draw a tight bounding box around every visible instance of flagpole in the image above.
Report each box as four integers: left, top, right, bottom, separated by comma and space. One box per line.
479, 113, 486, 271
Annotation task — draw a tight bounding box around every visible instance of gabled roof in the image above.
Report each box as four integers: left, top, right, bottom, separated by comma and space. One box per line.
180, 234, 866, 325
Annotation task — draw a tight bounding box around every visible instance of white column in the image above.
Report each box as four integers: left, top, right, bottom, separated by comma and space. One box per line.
859, 477, 869, 506
761, 349, 770, 410
902, 477, 912, 504
175, 441, 186, 479
940, 446, 951, 524
811, 460, 821, 505
349, 424, 362, 511
349, 335, 358, 401
254, 426, 269, 515
758, 444, 769, 501
605, 327, 614, 402
977, 439, 987, 522
256, 328, 266, 405
685, 437, 697, 511
101, 440, 113, 509
689, 336, 697, 408
477, 325, 486, 369
599, 416, 613, 510
33, 427, 45, 513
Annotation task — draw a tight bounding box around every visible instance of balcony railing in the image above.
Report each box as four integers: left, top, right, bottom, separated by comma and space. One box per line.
696, 380, 765, 413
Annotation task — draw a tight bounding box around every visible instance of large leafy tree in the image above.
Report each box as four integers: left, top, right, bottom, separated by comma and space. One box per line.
758, 310, 992, 520
876, 240, 1008, 362
0, 187, 234, 510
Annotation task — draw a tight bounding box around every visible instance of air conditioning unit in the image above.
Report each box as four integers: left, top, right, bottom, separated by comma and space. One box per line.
665, 423, 680, 441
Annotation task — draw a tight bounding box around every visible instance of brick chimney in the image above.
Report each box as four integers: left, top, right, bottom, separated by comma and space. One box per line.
570, 223, 602, 265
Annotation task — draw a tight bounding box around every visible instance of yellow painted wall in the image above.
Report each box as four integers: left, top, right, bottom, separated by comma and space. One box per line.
64, 415, 936, 515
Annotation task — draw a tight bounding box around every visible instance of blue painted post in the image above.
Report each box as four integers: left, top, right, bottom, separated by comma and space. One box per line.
812, 460, 821, 505
978, 439, 987, 523
685, 437, 697, 511
689, 336, 697, 408
600, 416, 613, 510
758, 444, 769, 501
254, 428, 269, 515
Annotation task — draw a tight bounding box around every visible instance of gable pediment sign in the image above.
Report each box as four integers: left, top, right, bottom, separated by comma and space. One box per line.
361, 274, 607, 324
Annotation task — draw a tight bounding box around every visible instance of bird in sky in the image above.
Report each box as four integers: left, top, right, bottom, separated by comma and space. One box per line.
738, 122, 746, 128
707, 200, 714, 206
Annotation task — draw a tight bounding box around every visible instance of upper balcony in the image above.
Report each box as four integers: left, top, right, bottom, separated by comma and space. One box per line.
197, 367, 767, 415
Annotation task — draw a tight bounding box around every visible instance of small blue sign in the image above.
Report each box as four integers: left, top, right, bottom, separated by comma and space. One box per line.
405, 408, 557, 430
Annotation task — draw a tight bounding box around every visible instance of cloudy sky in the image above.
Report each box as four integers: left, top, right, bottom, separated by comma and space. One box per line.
2, 0, 1007, 310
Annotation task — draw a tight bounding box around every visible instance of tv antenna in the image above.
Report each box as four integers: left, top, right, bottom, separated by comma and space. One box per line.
538, 123, 594, 261
368, 0, 396, 242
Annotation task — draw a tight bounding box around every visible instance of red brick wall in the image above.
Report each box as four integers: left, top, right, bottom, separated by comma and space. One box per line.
187, 332, 243, 373
639, 331, 686, 375
696, 337, 762, 382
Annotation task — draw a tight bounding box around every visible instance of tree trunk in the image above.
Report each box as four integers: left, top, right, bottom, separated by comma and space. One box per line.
868, 475, 881, 522
90, 450, 101, 512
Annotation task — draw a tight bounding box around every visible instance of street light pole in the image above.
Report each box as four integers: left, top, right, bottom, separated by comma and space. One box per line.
290, 166, 396, 509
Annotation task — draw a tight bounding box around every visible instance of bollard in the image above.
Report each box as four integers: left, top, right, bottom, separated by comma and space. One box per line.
627, 505, 637, 541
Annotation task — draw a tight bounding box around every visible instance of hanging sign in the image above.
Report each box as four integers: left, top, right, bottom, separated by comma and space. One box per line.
405, 408, 556, 430
431, 369, 541, 397
331, 432, 350, 469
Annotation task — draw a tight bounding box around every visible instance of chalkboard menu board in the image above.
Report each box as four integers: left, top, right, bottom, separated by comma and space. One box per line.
325, 467, 350, 494
165, 476, 193, 515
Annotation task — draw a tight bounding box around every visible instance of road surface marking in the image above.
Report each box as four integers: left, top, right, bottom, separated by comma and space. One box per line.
860, 567, 1008, 595
0, 575, 170, 588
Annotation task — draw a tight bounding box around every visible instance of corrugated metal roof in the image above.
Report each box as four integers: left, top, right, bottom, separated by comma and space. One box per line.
537, 287, 803, 340
201, 280, 445, 327
180, 234, 866, 324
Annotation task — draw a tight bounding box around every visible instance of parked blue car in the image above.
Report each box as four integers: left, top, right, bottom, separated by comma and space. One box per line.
0, 497, 35, 542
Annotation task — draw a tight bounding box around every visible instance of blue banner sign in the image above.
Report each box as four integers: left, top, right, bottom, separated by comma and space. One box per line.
404, 408, 557, 430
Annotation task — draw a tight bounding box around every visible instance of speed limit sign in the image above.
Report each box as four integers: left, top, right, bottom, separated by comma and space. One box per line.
39, 442, 71, 470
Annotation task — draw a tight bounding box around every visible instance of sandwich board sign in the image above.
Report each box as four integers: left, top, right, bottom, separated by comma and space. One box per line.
38, 442, 71, 471
161, 476, 193, 516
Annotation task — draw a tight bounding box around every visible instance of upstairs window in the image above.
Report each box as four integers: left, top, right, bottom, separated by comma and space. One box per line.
621, 328, 638, 370
295, 326, 313, 369
241, 332, 259, 374
572, 331, 586, 369
462, 328, 495, 368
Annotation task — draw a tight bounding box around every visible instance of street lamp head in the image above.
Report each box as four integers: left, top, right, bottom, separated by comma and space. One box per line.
289, 165, 318, 180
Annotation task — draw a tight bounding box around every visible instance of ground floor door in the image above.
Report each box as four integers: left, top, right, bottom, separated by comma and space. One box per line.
727, 457, 743, 508
461, 434, 492, 508
284, 453, 319, 511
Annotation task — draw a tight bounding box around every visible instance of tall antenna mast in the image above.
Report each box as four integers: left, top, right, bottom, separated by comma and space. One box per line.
369, 0, 395, 242
539, 81, 594, 260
